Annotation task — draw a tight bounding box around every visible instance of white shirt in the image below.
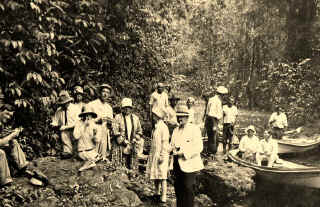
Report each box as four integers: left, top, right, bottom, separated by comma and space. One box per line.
73, 120, 100, 152
206, 95, 223, 120
87, 99, 113, 119
223, 105, 238, 124
269, 112, 288, 129
165, 106, 178, 126
149, 91, 169, 113
171, 123, 204, 173
260, 138, 278, 157
239, 135, 261, 154
51, 104, 79, 127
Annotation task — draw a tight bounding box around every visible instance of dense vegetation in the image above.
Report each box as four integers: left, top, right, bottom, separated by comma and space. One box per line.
0, 0, 320, 157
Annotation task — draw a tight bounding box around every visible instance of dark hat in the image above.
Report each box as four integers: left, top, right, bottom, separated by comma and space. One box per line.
79, 105, 97, 118
57, 90, 74, 105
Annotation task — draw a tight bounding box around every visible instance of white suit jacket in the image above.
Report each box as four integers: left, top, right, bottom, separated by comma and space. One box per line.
171, 123, 204, 173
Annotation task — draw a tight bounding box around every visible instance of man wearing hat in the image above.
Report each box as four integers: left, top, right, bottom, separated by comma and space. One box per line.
170, 105, 204, 207
238, 125, 261, 163
268, 105, 288, 139
73, 106, 100, 171
222, 96, 238, 153
149, 82, 169, 126
204, 86, 228, 159
87, 83, 114, 162
73, 86, 85, 117
113, 98, 143, 169
51, 90, 78, 158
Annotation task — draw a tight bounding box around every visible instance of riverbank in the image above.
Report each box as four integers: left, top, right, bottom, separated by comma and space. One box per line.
0, 151, 255, 207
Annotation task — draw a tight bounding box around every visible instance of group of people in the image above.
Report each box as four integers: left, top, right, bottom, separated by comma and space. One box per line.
237, 105, 288, 167
0, 81, 288, 207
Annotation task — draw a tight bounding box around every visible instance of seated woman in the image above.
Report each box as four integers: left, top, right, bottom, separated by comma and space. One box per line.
73, 106, 100, 171
257, 130, 279, 167
238, 125, 261, 163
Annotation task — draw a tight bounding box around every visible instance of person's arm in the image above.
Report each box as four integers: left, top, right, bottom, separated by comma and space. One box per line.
135, 115, 143, 136
283, 114, 288, 129
0, 128, 21, 146
269, 113, 275, 126
149, 93, 154, 118
239, 136, 246, 152
73, 121, 82, 140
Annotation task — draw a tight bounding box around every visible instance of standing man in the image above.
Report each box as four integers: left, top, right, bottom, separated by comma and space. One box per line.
113, 98, 143, 169
149, 83, 169, 127
171, 105, 204, 207
165, 95, 180, 138
51, 90, 78, 159
268, 105, 288, 139
204, 86, 228, 160
87, 84, 113, 162
73, 86, 85, 115
222, 96, 238, 153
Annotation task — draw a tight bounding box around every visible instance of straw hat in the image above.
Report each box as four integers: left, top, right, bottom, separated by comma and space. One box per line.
121, 98, 133, 108
216, 86, 228, 94
157, 83, 165, 88
74, 86, 84, 94
57, 90, 74, 105
176, 105, 190, 117
79, 105, 97, 118
245, 125, 256, 134
99, 83, 112, 90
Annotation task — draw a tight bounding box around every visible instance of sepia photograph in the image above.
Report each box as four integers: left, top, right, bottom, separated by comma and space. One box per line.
1, 0, 320, 206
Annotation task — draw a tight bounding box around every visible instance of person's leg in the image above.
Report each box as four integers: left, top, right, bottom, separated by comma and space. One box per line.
223, 124, 228, 153
9, 140, 28, 170
182, 172, 197, 207
205, 117, 216, 156
154, 179, 161, 196
0, 149, 13, 186
61, 130, 73, 155
173, 157, 183, 207
96, 128, 108, 161
161, 179, 167, 202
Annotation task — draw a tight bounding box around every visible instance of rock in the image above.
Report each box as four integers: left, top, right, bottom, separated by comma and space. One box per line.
195, 194, 215, 207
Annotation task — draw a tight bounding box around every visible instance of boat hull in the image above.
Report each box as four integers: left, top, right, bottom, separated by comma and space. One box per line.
228, 149, 320, 188
278, 139, 320, 154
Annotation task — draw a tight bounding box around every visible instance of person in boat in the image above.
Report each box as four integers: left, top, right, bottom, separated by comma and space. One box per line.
186, 97, 196, 124
238, 125, 261, 163
222, 96, 238, 153
87, 83, 114, 162
256, 130, 279, 167
204, 86, 228, 160
73, 106, 100, 171
268, 105, 288, 139
51, 90, 78, 159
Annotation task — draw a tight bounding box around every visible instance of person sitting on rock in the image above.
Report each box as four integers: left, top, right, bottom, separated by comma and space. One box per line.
256, 130, 279, 167
51, 90, 78, 159
268, 105, 288, 139
0, 125, 29, 188
238, 125, 261, 163
73, 106, 100, 171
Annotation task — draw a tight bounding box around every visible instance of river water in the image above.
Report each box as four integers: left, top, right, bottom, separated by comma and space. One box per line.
236, 149, 320, 207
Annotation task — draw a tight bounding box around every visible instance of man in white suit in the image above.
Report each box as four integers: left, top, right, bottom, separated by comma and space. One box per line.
170, 105, 204, 207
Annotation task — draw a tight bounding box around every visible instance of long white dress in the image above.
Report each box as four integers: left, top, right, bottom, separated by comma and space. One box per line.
146, 120, 170, 180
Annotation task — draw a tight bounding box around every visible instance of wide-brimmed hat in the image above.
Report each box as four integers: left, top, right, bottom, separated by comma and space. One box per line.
187, 97, 195, 104
245, 125, 256, 134
157, 83, 165, 88
152, 108, 166, 119
121, 98, 133, 108
74, 86, 84, 94
57, 90, 74, 105
176, 105, 190, 117
79, 105, 97, 118
99, 83, 112, 90
216, 86, 228, 94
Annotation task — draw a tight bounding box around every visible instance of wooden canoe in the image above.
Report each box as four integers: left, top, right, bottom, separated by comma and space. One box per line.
228, 149, 320, 188
278, 136, 320, 154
